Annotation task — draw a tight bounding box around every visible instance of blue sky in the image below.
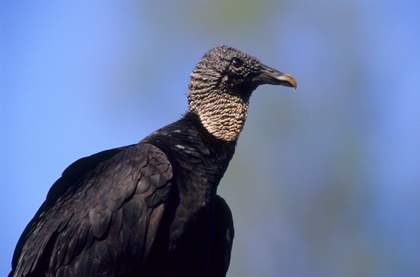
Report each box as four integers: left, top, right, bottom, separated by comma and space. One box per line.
2, 1, 420, 276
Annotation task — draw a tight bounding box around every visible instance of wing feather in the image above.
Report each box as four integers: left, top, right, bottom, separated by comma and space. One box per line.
10, 143, 173, 276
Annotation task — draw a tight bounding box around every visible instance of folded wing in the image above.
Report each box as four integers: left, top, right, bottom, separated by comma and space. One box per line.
11, 143, 173, 277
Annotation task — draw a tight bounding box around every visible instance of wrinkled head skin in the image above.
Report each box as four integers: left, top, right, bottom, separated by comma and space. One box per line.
187, 45, 297, 141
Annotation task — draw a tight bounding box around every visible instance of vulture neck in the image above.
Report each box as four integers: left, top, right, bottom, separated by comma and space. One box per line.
187, 83, 250, 142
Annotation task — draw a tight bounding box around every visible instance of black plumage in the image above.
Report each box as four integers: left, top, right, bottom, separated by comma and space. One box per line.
10, 45, 297, 277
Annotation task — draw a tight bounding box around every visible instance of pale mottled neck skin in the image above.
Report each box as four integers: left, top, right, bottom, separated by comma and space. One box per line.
187, 75, 249, 142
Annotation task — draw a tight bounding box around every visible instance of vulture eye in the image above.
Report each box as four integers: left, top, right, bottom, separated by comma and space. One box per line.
231, 58, 243, 68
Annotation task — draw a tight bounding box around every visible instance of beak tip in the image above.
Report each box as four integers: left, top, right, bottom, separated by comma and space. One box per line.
279, 73, 297, 90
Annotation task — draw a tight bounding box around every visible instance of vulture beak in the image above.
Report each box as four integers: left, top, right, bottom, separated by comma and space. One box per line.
257, 64, 297, 89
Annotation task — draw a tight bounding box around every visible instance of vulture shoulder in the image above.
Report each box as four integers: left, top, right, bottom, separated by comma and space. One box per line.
11, 143, 173, 276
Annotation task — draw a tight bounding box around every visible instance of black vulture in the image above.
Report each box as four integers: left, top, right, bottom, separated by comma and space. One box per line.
10, 45, 297, 277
